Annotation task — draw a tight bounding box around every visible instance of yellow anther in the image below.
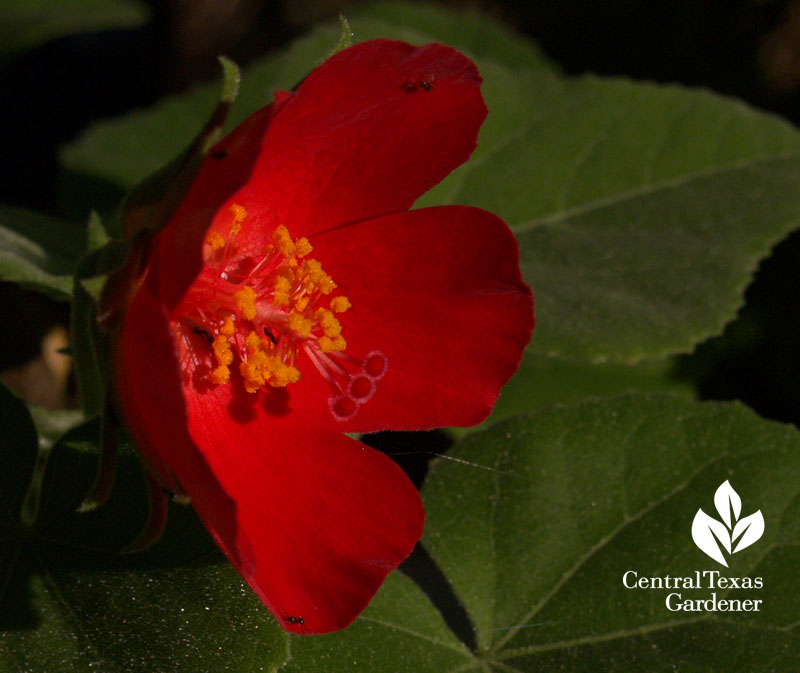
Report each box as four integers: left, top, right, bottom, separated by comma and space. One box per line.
206, 231, 226, 250
211, 365, 230, 385
220, 315, 235, 337
315, 309, 342, 338
245, 330, 261, 351
302, 259, 323, 279
243, 380, 261, 394
251, 349, 269, 370
330, 296, 351, 313
296, 237, 313, 258
316, 309, 336, 329
265, 355, 283, 375
240, 354, 267, 393
288, 312, 313, 337
195, 221, 354, 394
273, 225, 296, 257
234, 286, 257, 320
270, 364, 301, 387
272, 274, 292, 307
318, 334, 345, 353
229, 204, 247, 235
213, 335, 233, 366
318, 275, 336, 295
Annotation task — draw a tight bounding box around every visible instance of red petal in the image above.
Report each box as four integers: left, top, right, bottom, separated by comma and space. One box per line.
116, 260, 424, 634
157, 101, 288, 310
115, 268, 185, 493
116, 266, 245, 566
225, 40, 487, 254
181, 382, 424, 633
288, 206, 534, 433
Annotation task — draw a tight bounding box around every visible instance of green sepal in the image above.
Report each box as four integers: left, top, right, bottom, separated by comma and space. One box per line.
112, 56, 242, 241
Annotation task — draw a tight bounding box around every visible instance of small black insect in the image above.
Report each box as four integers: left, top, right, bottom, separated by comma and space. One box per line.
192, 326, 213, 344
285, 616, 305, 625
402, 78, 434, 93
210, 149, 228, 160
263, 327, 278, 345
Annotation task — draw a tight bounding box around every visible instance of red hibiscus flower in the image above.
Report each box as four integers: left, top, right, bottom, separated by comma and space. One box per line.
111, 39, 533, 634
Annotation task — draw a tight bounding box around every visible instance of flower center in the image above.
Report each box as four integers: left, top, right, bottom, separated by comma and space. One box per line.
173, 204, 387, 420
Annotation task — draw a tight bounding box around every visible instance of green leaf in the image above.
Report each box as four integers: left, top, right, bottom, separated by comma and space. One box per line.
59, 3, 556, 192
0, 205, 85, 299
354, 1, 554, 73
287, 395, 800, 671
0, 417, 290, 672
422, 74, 800, 362
280, 572, 471, 673
482, 351, 695, 431
61, 6, 800, 364
70, 277, 104, 418
115, 56, 242, 241
0, 0, 148, 61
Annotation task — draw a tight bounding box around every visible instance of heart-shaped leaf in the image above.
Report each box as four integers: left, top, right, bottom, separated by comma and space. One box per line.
286, 394, 800, 671
62, 5, 800, 367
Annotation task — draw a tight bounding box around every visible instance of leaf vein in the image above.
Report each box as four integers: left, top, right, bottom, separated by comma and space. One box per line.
492, 447, 726, 652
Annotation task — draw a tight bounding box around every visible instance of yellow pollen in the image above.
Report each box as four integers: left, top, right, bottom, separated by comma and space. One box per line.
213, 335, 233, 367
319, 276, 336, 295
316, 309, 342, 338
319, 335, 347, 353
189, 221, 356, 396
220, 315, 235, 337
330, 296, 351, 313
273, 225, 296, 256
296, 237, 313, 258
229, 204, 247, 235
287, 312, 313, 337
211, 365, 230, 385
245, 330, 261, 351
234, 286, 258, 320
206, 231, 226, 250
270, 363, 301, 387
240, 351, 267, 393
272, 275, 292, 307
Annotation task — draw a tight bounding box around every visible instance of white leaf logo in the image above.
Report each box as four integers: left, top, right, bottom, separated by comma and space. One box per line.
691, 480, 764, 566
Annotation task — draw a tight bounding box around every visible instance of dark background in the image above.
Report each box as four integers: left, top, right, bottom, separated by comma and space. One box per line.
1, 0, 799, 427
